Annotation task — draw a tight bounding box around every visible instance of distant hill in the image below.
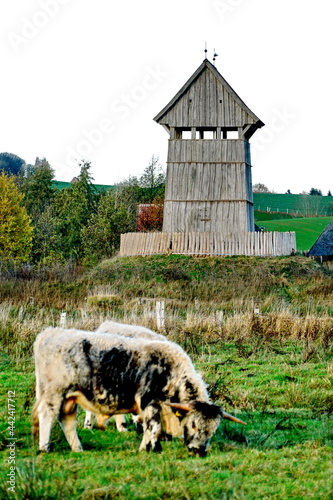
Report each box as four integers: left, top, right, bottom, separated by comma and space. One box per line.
53, 180, 114, 192
253, 193, 333, 217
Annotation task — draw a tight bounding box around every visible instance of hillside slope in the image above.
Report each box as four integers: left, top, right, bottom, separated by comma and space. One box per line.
254, 192, 333, 216
255, 217, 333, 252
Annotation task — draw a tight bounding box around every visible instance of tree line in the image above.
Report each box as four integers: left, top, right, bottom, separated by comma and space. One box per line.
0, 153, 165, 268
253, 183, 331, 196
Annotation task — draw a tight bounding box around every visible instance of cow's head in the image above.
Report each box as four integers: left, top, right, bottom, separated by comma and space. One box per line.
166, 401, 246, 457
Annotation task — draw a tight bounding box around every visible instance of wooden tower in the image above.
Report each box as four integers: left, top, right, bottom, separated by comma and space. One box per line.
154, 59, 264, 234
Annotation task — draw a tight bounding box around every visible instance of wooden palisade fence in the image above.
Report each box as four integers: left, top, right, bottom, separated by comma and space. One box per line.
120, 231, 296, 257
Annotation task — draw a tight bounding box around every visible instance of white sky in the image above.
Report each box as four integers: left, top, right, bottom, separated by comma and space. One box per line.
1, 0, 332, 194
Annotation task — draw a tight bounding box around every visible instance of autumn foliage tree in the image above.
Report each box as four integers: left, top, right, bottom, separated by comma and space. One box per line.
137, 196, 164, 232
0, 172, 33, 261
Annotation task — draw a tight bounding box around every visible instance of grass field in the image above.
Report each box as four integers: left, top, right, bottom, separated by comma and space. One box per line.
253, 193, 333, 217
1, 343, 333, 499
0, 255, 332, 499
255, 216, 333, 253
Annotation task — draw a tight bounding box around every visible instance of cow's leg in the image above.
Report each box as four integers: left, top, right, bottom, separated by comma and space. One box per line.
115, 415, 128, 432
95, 413, 110, 430
132, 414, 143, 434
139, 404, 162, 453
59, 397, 83, 452
84, 410, 95, 429
37, 398, 57, 452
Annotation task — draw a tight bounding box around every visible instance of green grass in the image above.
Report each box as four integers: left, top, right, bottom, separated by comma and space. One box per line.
1, 255, 333, 499
255, 216, 333, 252
1, 341, 332, 500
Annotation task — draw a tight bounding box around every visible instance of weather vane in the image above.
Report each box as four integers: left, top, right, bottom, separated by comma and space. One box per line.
213, 48, 219, 65
204, 43, 219, 65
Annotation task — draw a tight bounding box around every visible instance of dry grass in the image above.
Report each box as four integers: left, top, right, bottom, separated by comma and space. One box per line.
0, 254, 333, 360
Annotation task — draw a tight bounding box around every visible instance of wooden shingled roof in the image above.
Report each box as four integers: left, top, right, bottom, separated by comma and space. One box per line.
308, 221, 333, 256
154, 59, 264, 135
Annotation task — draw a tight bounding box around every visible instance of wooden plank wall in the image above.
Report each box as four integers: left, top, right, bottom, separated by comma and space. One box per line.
163, 139, 254, 233
159, 69, 257, 128
167, 139, 246, 163
165, 163, 248, 201
162, 200, 251, 233
120, 232, 296, 257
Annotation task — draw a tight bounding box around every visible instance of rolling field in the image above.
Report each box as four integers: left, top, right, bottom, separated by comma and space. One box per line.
255, 216, 333, 253
0, 255, 332, 499
253, 193, 333, 217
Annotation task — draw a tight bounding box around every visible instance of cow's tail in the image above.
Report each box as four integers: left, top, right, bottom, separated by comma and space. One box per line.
31, 400, 40, 440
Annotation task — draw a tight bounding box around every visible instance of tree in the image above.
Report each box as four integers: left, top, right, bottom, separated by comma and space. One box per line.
327, 203, 333, 216
20, 157, 55, 216
299, 193, 323, 216
81, 189, 135, 265
0, 172, 33, 261
30, 205, 63, 264
286, 189, 292, 195
139, 155, 166, 202
327, 190, 332, 197
253, 183, 273, 193
54, 161, 98, 260
309, 188, 322, 196
17, 158, 59, 263
0, 152, 25, 176
137, 196, 164, 232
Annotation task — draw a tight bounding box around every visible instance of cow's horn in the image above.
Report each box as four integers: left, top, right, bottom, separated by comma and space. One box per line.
165, 402, 193, 412
222, 411, 247, 425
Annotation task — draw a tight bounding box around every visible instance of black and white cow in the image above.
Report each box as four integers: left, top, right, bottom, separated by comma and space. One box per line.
85, 320, 168, 432
32, 327, 245, 456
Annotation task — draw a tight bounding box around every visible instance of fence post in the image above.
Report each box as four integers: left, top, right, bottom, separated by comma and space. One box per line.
156, 301, 165, 330
60, 312, 67, 328
216, 311, 224, 325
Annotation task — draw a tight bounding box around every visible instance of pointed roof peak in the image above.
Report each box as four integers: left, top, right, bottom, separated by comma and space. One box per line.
154, 59, 264, 130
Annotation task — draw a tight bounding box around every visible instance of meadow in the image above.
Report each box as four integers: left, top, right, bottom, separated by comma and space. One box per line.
0, 255, 333, 499
255, 215, 333, 253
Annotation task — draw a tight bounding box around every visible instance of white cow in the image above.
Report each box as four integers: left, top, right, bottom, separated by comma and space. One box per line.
33, 327, 246, 456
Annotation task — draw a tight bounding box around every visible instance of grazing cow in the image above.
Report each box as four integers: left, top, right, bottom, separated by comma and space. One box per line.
33, 327, 245, 456
95, 320, 167, 340
84, 320, 168, 432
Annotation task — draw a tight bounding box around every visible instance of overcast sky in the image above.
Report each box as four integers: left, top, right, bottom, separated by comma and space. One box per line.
1, 0, 332, 194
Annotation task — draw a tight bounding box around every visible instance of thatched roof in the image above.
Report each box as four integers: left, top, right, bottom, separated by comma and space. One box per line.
308, 221, 333, 256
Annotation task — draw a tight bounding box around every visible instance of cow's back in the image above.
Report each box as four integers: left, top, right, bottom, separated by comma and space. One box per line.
34, 327, 208, 406
96, 320, 167, 342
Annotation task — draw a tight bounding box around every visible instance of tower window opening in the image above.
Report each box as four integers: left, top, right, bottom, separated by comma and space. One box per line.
203, 130, 214, 139
227, 130, 238, 139
182, 130, 192, 139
